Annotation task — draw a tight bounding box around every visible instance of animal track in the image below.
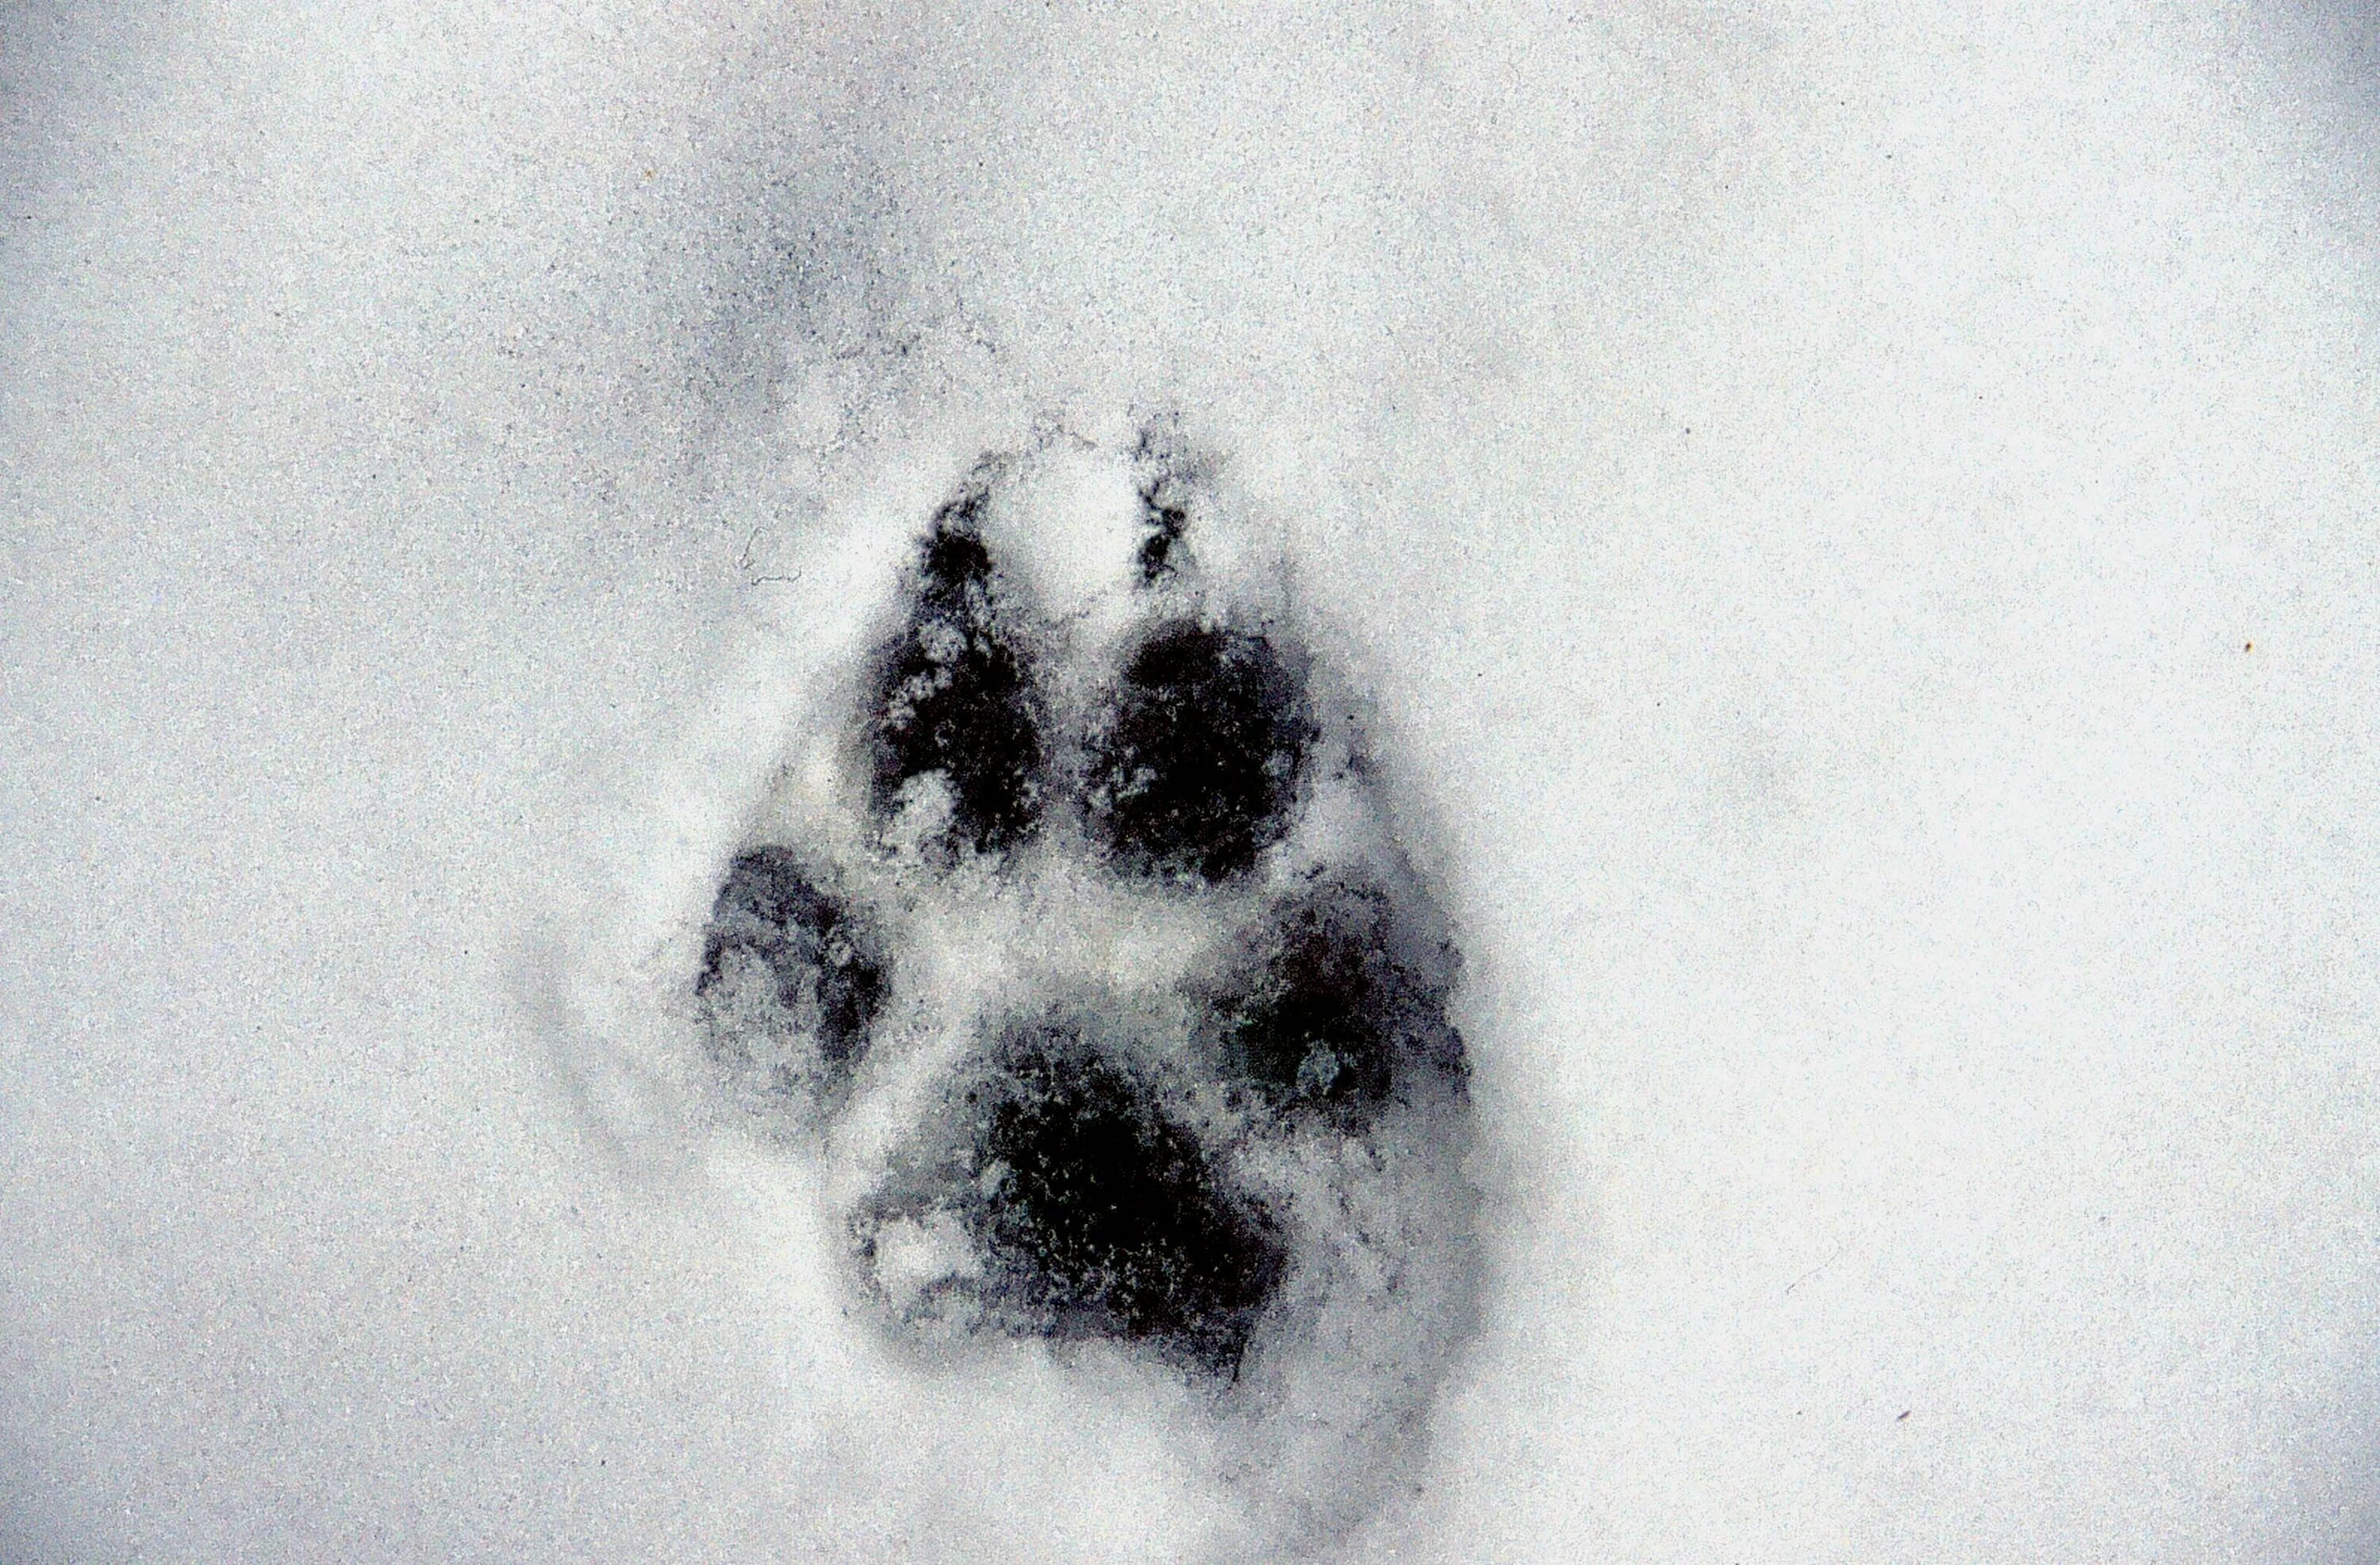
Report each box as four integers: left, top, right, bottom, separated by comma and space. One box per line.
873, 1015, 1292, 1377
1084, 621, 1313, 884
866, 498, 1047, 858
694, 846, 887, 1110
687, 432, 1480, 1551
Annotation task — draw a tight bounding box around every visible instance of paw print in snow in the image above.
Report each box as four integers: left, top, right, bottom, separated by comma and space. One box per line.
686, 429, 1481, 1548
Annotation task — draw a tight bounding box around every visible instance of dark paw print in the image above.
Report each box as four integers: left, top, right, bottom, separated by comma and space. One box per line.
687, 435, 1480, 1537
935, 1018, 1288, 1376
1205, 876, 1465, 1126
1085, 621, 1313, 884
867, 496, 1047, 859
694, 846, 887, 1111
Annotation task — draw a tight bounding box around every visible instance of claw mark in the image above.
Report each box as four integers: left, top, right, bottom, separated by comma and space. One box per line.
1137, 482, 1190, 581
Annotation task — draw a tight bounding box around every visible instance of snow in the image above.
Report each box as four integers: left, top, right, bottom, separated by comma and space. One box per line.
5, 2, 2379, 1561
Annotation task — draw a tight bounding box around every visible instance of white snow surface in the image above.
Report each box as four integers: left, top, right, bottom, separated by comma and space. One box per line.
6, 2, 2380, 1561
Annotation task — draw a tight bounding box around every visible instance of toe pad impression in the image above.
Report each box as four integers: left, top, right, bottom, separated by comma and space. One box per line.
1085, 621, 1312, 884
696, 847, 887, 1103
869, 508, 1046, 857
